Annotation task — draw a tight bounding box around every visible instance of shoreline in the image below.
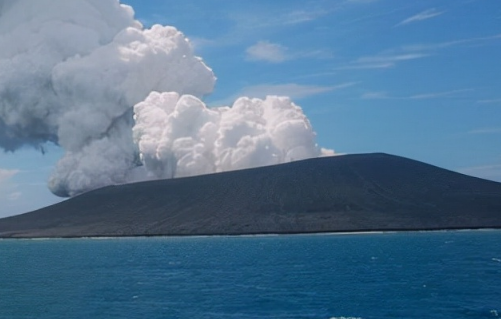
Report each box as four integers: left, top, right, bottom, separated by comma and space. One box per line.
1, 227, 500, 241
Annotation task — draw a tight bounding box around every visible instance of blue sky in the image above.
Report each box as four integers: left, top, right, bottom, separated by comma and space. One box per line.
1, 0, 500, 217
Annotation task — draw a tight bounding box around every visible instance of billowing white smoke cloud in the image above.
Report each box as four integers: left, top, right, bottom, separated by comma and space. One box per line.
0, 0, 139, 150
133, 93, 333, 179
0, 0, 333, 198
47, 23, 215, 196
0, 0, 215, 196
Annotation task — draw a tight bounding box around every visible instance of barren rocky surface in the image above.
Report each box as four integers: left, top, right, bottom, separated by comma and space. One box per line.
1, 153, 501, 238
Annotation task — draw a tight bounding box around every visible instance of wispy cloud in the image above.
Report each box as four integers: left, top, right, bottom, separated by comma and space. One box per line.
227, 5, 335, 38
356, 53, 429, 65
281, 9, 329, 25
0, 169, 19, 184
7, 192, 22, 201
401, 34, 501, 53
245, 41, 334, 63
477, 98, 501, 105
246, 41, 288, 63
337, 53, 428, 70
212, 82, 356, 105
408, 88, 474, 100
340, 33, 501, 71
396, 8, 444, 26
468, 128, 501, 134
360, 88, 474, 100
241, 8, 331, 28
295, 50, 335, 60
337, 63, 395, 70
160, 4, 336, 52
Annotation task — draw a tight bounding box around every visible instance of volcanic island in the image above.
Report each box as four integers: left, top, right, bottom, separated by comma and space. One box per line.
1, 153, 501, 238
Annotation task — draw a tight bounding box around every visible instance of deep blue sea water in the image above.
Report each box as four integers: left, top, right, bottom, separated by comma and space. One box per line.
1, 231, 500, 319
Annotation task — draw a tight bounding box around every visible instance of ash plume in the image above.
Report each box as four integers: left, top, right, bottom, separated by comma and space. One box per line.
0, 0, 333, 198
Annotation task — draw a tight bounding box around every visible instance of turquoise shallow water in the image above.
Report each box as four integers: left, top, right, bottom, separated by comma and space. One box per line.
1, 231, 500, 319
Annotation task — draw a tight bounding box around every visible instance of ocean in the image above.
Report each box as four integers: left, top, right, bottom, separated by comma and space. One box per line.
1, 231, 500, 319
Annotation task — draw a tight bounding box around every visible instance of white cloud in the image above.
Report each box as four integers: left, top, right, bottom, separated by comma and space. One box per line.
245, 41, 334, 64
246, 41, 288, 63
133, 93, 334, 180
396, 8, 444, 26
0, 0, 216, 197
0, 169, 19, 184
356, 53, 429, 64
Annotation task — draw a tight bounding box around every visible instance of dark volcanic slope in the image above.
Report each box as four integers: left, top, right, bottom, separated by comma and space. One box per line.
1, 153, 501, 238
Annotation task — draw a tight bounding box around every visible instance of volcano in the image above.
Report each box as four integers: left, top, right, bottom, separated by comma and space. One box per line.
1, 153, 501, 238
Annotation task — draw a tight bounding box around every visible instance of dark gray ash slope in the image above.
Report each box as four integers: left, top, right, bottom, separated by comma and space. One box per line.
1, 153, 501, 238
